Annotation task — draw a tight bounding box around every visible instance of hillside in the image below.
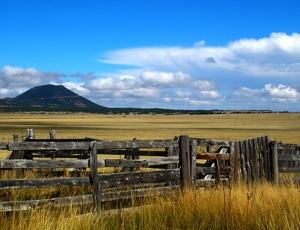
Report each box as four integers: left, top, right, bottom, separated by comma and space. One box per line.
0, 84, 106, 112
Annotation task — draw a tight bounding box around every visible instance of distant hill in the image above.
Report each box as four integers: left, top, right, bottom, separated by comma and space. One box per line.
0, 84, 106, 112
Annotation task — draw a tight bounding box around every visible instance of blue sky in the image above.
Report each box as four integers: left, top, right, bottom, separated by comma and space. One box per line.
1, 1, 300, 111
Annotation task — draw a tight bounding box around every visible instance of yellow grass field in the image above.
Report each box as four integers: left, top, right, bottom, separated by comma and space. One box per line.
0, 112, 299, 142
1, 112, 300, 229
1, 112, 299, 159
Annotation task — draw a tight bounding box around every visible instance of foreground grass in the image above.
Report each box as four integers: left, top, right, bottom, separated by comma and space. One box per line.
1, 183, 300, 230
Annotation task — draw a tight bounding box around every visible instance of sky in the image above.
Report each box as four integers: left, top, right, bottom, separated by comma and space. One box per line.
1, 0, 300, 111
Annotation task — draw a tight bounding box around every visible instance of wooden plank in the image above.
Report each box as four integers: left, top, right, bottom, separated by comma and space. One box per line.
277, 143, 300, 149
101, 186, 180, 202
215, 154, 221, 185
269, 141, 278, 183
252, 138, 260, 182
97, 149, 167, 157
0, 142, 9, 150
0, 177, 91, 189
0, 194, 93, 212
257, 137, 264, 179
0, 186, 180, 212
229, 142, 235, 182
278, 154, 300, 161
233, 141, 240, 184
96, 140, 179, 149
239, 141, 247, 183
191, 138, 230, 147
105, 156, 179, 168
196, 152, 230, 161
261, 136, 270, 180
244, 140, 252, 184
278, 168, 300, 173
190, 139, 197, 183
179, 135, 191, 189
8, 141, 92, 151
0, 159, 106, 169
196, 166, 230, 174
98, 169, 180, 188
89, 141, 101, 212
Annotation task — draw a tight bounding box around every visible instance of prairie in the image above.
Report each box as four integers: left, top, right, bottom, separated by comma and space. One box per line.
0, 112, 300, 229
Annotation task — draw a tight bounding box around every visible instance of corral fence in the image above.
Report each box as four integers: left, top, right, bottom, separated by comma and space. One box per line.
0, 129, 299, 212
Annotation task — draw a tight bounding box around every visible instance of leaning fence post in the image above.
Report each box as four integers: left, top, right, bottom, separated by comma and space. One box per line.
215, 153, 222, 186
179, 135, 191, 189
90, 141, 101, 213
269, 141, 278, 184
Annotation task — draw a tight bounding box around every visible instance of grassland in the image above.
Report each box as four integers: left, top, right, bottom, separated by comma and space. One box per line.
1, 112, 300, 229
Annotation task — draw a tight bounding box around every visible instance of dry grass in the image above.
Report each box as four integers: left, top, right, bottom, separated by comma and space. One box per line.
1, 112, 300, 229
1, 184, 300, 230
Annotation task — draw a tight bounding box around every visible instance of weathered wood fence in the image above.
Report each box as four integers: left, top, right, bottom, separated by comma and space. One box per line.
0, 129, 299, 212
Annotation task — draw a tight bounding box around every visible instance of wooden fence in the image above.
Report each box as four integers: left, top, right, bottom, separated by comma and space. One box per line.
0, 129, 299, 212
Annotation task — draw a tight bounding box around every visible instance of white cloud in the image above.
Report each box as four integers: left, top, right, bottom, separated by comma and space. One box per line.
0, 66, 64, 97
264, 84, 299, 102
194, 40, 206, 47
100, 32, 300, 78
140, 71, 191, 87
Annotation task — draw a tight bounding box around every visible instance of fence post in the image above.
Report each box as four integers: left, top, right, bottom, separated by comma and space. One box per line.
190, 139, 197, 184
239, 141, 247, 184
215, 153, 221, 185
26, 129, 35, 139
49, 130, 56, 139
229, 141, 235, 183
233, 141, 240, 184
90, 141, 101, 213
269, 141, 278, 184
179, 135, 191, 189
24, 129, 34, 160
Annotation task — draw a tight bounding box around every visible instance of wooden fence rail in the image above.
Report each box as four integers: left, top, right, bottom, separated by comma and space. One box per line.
0, 129, 299, 212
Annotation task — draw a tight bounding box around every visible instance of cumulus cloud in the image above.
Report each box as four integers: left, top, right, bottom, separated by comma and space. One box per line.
100, 32, 300, 78
0, 66, 65, 97
140, 71, 191, 87
264, 84, 300, 102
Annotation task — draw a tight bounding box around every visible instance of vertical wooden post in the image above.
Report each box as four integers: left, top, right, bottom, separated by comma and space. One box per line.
24, 129, 34, 160
90, 141, 101, 213
257, 137, 264, 179
239, 141, 247, 184
248, 139, 254, 181
179, 135, 191, 189
244, 140, 252, 184
233, 141, 240, 184
49, 130, 56, 139
215, 153, 222, 185
253, 138, 260, 182
261, 136, 270, 180
190, 139, 197, 184
229, 141, 235, 183
10, 134, 24, 159
13, 134, 18, 142
269, 141, 278, 184
26, 129, 35, 139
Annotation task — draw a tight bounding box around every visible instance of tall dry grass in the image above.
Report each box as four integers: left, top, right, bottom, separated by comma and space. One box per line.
1, 183, 300, 230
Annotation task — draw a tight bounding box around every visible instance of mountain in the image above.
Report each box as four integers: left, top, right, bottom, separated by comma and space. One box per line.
0, 84, 106, 112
